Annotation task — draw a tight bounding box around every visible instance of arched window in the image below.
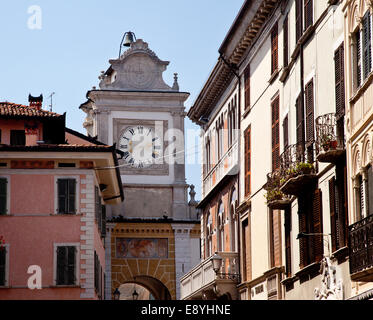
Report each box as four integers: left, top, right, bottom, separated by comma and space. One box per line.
230, 188, 238, 252
206, 211, 213, 258
217, 201, 224, 252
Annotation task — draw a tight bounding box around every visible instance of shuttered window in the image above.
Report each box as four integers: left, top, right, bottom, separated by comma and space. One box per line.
0, 248, 6, 286
334, 43, 345, 119
296, 95, 305, 148
296, 0, 303, 42
283, 15, 289, 67
299, 189, 323, 268
0, 178, 7, 215
304, 0, 313, 30
271, 96, 280, 171
329, 177, 338, 252
57, 179, 76, 214
242, 219, 251, 282
56, 246, 76, 285
271, 22, 279, 75
305, 79, 314, 143
283, 114, 289, 149
244, 65, 251, 110
94, 251, 103, 299
367, 165, 373, 216
285, 208, 292, 277
363, 11, 372, 80
245, 127, 251, 196
356, 30, 362, 88
10, 130, 25, 146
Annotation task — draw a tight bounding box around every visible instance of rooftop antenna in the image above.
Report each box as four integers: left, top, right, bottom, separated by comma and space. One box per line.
48, 92, 55, 112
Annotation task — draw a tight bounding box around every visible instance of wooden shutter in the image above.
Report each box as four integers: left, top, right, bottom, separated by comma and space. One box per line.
94, 252, 99, 292
67, 246, 76, 284
335, 44, 346, 119
283, 15, 289, 67
271, 23, 279, 74
0, 178, 7, 215
304, 0, 313, 30
271, 96, 280, 171
367, 165, 373, 216
305, 80, 314, 143
0, 248, 5, 286
285, 208, 292, 277
312, 189, 323, 262
363, 12, 372, 80
269, 210, 275, 268
10, 130, 25, 146
245, 127, 251, 196
296, 95, 305, 148
298, 197, 308, 268
356, 31, 362, 88
244, 65, 251, 110
56, 246, 66, 285
296, 0, 303, 42
283, 114, 289, 149
68, 179, 76, 214
329, 178, 337, 252
58, 179, 76, 214
101, 205, 107, 238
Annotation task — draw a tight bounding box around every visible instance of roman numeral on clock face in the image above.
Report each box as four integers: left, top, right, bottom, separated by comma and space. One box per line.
120, 144, 128, 149
137, 126, 144, 134
123, 151, 130, 159
129, 129, 135, 135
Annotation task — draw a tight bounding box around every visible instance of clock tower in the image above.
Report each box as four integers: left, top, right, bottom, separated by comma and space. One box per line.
80, 37, 200, 300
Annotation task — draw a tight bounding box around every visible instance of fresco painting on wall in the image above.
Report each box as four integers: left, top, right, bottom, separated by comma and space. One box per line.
116, 238, 168, 259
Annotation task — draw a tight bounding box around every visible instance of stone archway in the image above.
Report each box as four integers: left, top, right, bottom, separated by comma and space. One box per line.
117, 276, 171, 300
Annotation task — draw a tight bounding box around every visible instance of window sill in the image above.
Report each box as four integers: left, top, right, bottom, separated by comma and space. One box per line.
50, 285, 81, 288
52, 213, 83, 216
350, 70, 373, 104
291, 25, 316, 61
242, 107, 252, 120
295, 261, 321, 284
331, 246, 349, 264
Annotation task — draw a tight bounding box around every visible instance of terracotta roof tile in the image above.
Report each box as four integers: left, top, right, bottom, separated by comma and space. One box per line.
0, 102, 62, 118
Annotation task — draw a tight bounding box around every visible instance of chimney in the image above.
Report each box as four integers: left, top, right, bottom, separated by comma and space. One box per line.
28, 94, 43, 110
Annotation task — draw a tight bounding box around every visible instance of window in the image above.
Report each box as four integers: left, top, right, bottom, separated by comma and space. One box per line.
284, 208, 292, 277
283, 15, 289, 68
353, 11, 372, 90
304, 0, 313, 30
335, 43, 346, 119
269, 210, 282, 269
94, 251, 104, 299
56, 246, 77, 285
228, 95, 238, 147
205, 137, 211, 175
57, 178, 76, 214
206, 211, 213, 258
0, 178, 8, 215
305, 79, 315, 144
295, 0, 303, 43
215, 117, 224, 161
95, 186, 106, 237
298, 189, 323, 268
242, 218, 251, 282
271, 96, 280, 171
296, 94, 305, 149
217, 201, 224, 252
283, 114, 289, 149
329, 168, 348, 253
0, 246, 8, 286
10, 130, 25, 146
271, 22, 279, 75
355, 165, 373, 221
244, 126, 251, 196
244, 65, 250, 110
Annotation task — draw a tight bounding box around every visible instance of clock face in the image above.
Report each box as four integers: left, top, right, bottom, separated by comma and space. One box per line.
119, 126, 162, 168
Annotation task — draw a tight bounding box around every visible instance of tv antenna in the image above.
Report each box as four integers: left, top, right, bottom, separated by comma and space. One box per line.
48, 92, 55, 112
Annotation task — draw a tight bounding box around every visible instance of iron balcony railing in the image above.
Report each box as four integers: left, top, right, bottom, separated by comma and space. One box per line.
315, 113, 345, 157
349, 215, 373, 276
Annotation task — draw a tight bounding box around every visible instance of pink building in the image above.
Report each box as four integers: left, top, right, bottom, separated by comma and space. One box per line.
0, 95, 123, 300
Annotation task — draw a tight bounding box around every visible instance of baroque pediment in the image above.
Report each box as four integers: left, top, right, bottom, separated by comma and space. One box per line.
99, 39, 175, 91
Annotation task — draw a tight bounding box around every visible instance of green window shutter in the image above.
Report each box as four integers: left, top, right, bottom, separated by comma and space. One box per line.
58, 179, 76, 214
67, 246, 76, 285
56, 246, 66, 285
363, 12, 372, 80
67, 179, 76, 214
0, 178, 7, 215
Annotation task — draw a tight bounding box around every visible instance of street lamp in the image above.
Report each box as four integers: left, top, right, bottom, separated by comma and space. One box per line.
113, 287, 120, 300
296, 232, 332, 257
210, 252, 240, 282
211, 253, 223, 273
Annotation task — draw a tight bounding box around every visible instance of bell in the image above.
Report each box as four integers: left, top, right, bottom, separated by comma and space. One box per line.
123, 32, 135, 47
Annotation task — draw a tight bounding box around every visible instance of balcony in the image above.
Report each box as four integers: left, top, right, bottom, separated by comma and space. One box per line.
180, 252, 240, 300
203, 140, 238, 198
279, 144, 317, 196
349, 215, 373, 281
264, 171, 292, 210
315, 113, 345, 163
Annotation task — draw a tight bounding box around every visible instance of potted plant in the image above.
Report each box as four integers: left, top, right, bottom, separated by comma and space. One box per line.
295, 162, 314, 175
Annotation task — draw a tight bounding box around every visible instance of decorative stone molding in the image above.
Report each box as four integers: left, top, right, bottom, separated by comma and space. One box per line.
314, 257, 343, 300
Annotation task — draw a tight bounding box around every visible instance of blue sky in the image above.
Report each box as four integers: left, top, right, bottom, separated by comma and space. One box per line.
0, 0, 244, 200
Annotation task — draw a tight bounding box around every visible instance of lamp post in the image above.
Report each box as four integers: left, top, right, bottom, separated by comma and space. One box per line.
210, 253, 240, 281
296, 232, 332, 257
113, 288, 120, 300
132, 287, 139, 300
